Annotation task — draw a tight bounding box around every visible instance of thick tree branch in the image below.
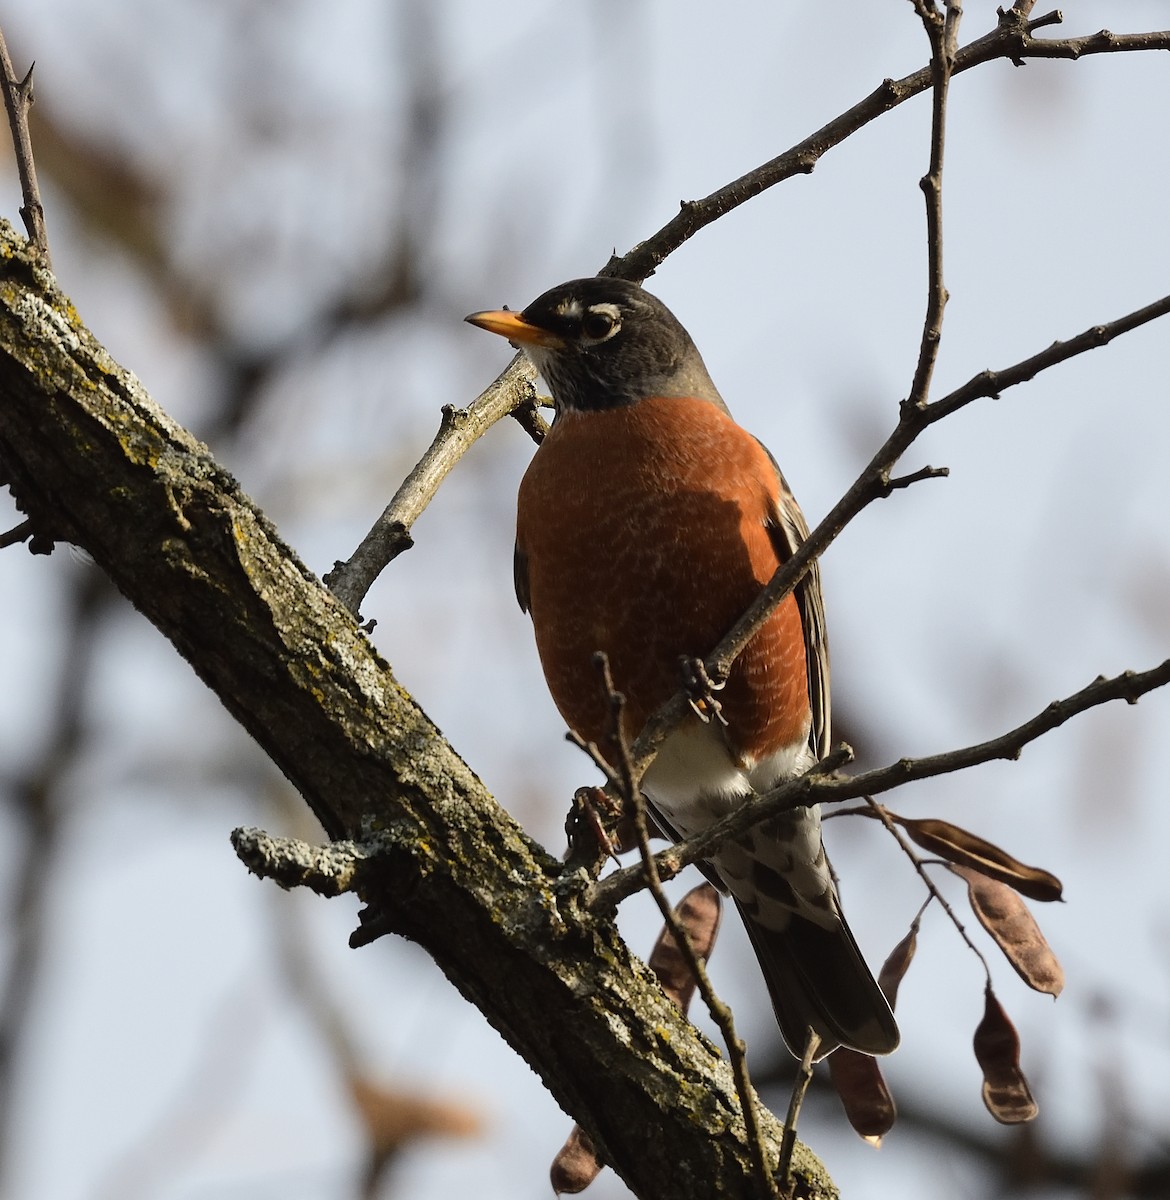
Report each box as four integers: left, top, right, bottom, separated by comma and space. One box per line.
0, 219, 834, 1200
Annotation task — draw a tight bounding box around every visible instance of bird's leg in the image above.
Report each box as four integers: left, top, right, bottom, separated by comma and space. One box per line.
778, 1029, 821, 1193
679, 655, 728, 726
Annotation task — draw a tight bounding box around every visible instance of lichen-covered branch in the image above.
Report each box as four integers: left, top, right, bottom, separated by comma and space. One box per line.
0, 219, 834, 1200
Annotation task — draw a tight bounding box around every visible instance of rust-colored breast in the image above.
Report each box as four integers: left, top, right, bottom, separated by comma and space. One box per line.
515, 397, 810, 765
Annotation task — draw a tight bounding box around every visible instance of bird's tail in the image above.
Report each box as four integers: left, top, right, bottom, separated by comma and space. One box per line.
714, 808, 899, 1060
734, 896, 899, 1060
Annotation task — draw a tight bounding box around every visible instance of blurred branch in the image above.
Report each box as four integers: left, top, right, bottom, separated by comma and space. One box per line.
20, 4, 449, 447
90, 977, 265, 1200
324, 354, 538, 615
0, 568, 111, 1185
27, 102, 165, 269
755, 1063, 1170, 1197
0, 222, 833, 1200
607, 7, 1170, 282
593, 657, 1170, 910
265, 788, 484, 1199
0, 27, 49, 264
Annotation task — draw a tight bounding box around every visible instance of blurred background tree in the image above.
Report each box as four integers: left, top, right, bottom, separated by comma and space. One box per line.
1, 2, 1169, 1198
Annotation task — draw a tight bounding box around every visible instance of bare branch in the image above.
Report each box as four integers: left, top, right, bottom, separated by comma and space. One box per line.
334, 8, 1170, 636
881, 464, 949, 493
231, 826, 373, 897
606, 9, 1170, 282
0, 518, 31, 549
324, 353, 538, 613
778, 1033, 821, 1191
593, 658, 1170, 910
1009, 2, 1040, 23
1008, 22, 1170, 60
926, 291, 1170, 422
906, 0, 961, 408
510, 394, 551, 445
0, 28, 49, 265
862, 799, 993, 982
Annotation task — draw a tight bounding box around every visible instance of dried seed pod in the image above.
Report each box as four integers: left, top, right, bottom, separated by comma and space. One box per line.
973, 986, 1039, 1123
828, 1049, 897, 1143
897, 816, 1063, 902
952, 866, 1064, 996
646, 882, 722, 1011
878, 921, 919, 1009
551, 1125, 603, 1195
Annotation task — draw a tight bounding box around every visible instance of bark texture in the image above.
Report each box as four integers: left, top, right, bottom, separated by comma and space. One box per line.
0, 220, 834, 1199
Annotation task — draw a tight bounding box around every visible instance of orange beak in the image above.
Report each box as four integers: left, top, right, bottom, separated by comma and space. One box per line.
464, 308, 566, 349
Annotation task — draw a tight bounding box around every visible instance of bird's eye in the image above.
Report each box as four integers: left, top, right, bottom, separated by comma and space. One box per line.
581, 308, 619, 341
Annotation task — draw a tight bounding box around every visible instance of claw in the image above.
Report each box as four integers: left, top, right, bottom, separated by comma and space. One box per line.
679, 656, 728, 726
567, 786, 623, 863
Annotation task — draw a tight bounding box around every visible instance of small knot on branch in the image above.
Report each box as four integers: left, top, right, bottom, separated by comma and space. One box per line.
230, 825, 373, 896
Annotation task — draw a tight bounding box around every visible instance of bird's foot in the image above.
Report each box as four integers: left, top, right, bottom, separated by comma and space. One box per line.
679, 656, 728, 726
565, 786, 631, 866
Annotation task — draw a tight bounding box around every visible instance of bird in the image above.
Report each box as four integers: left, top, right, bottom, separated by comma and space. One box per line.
466, 276, 899, 1061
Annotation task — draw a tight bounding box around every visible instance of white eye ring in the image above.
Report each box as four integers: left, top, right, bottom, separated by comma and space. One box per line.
581, 304, 621, 342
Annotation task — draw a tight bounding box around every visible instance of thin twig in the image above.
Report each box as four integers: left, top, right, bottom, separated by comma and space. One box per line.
0, 519, 32, 549
606, 9, 1170, 282
883, 464, 950, 493
324, 353, 537, 613
906, 0, 961, 409
778, 1031, 821, 1192
591, 656, 1170, 910
862, 798, 992, 983
0, 27, 50, 265
510, 396, 551, 445
926, 291, 1170, 424
590, 654, 779, 1200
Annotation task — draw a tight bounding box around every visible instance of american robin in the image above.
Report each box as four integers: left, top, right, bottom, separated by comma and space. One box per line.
466, 277, 899, 1061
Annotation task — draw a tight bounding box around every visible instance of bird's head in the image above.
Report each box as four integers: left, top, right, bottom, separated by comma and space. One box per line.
466, 277, 724, 414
